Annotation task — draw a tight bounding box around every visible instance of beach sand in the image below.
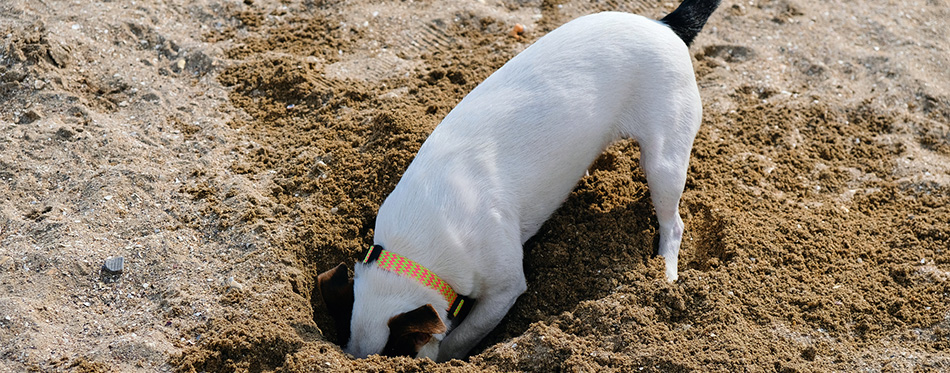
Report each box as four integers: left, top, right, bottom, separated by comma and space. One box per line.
1, 0, 948, 371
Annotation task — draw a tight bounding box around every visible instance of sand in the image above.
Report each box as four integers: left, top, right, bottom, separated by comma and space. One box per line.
1, 0, 948, 371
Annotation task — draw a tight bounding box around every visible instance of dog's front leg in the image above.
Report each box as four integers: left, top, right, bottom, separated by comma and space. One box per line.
436, 276, 526, 362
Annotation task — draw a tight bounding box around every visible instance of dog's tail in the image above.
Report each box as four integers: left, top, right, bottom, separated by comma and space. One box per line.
660, 0, 722, 46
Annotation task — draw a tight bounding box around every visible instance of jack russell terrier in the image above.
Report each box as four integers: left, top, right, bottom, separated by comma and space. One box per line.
319, 0, 721, 362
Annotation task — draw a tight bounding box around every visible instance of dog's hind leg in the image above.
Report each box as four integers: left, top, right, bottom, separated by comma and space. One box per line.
629, 96, 701, 283
641, 142, 689, 282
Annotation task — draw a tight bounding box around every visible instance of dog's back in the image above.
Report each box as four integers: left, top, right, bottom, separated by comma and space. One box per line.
375, 12, 699, 263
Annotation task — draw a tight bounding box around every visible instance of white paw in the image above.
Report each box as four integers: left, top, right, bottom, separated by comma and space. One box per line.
665, 268, 679, 283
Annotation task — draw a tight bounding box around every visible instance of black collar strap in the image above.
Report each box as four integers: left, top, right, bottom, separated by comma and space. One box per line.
362, 245, 474, 321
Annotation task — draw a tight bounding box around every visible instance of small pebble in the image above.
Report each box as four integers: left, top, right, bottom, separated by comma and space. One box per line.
509, 23, 525, 39
103, 256, 124, 273
18, 109, 42, 124
225, 276, 244, 291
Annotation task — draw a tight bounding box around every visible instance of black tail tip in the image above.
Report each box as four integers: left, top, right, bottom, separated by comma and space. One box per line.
660, 0, 722, 46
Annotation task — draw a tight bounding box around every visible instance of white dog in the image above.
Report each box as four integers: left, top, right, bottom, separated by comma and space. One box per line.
319, 0, 721, 362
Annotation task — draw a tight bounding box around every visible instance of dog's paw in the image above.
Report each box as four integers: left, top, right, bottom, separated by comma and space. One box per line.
665, 269, 679, 283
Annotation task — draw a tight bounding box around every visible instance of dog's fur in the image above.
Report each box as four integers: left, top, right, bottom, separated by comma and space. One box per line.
320, 0, 720, 362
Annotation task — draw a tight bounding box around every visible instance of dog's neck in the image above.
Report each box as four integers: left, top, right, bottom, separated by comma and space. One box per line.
353, 263, 449, 308
361, 245, 473, 319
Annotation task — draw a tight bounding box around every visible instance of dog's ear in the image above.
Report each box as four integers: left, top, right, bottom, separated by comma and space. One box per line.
318, 262, 354, 346
382, 304, 446, 357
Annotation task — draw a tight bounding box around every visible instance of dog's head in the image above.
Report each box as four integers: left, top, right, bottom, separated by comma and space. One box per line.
318, 263, 447, 359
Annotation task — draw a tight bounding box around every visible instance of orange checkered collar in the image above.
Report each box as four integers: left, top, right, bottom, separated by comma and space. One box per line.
362, 245, 474, 320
